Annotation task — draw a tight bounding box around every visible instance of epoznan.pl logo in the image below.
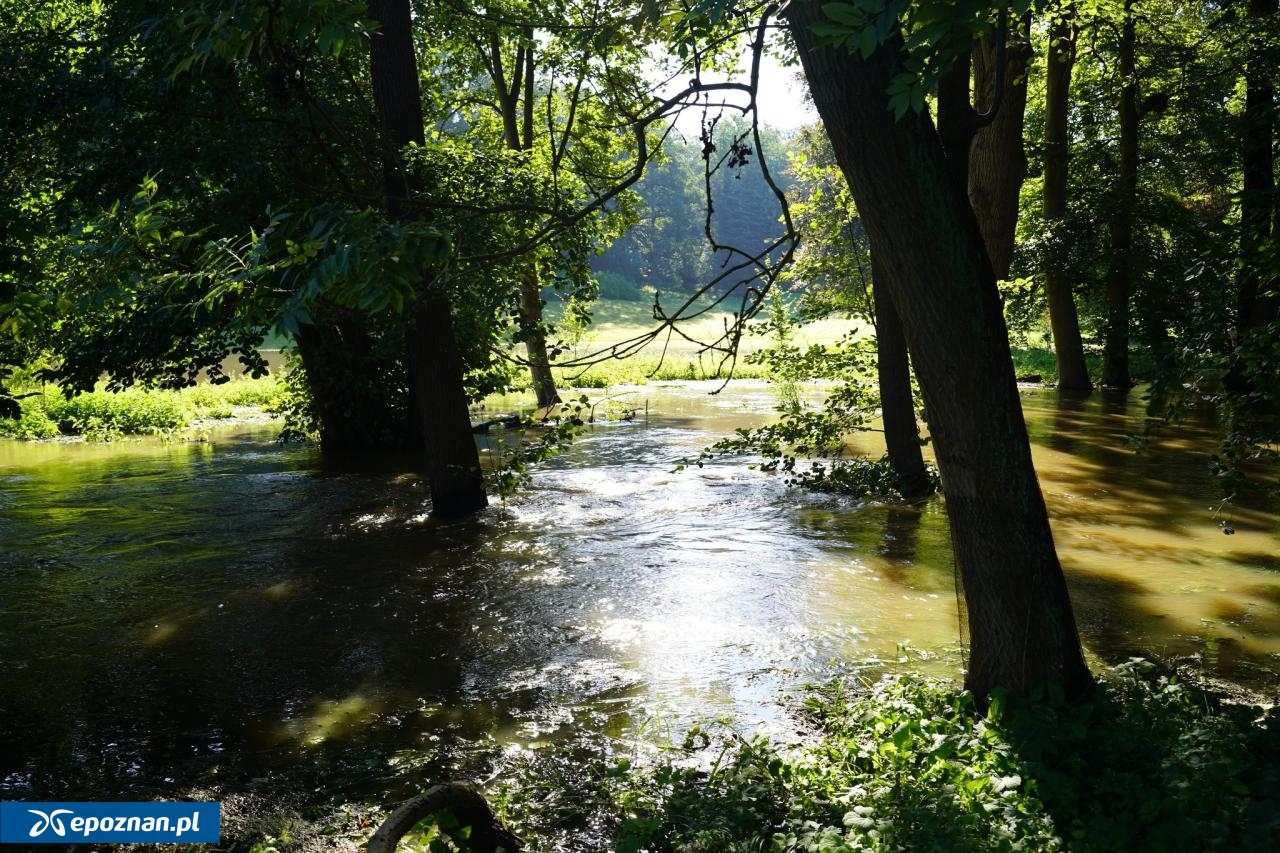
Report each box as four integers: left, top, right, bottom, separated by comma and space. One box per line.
26, 808, 72, 838
1, 801, 220, 844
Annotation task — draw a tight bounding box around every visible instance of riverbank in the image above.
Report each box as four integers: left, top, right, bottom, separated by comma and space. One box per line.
487, 662, 1278, 852
165, 663, 1277, 852
0, 376, 287, 441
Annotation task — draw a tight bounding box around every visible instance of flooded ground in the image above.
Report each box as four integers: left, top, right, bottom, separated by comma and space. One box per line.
0, 382, 1276, 812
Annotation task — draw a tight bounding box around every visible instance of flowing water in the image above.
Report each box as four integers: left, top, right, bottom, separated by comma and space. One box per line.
1, 382, 1277, 809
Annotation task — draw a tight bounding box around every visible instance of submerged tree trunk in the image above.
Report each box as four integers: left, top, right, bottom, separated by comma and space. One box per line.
786, 1, 1092, 703
369, 0, 487, 517
1101, 0, 1138, 389
295, 317, 415, 451
1043, 12, 1093, 391
969, 12, 1033, 281
872, 254, 932, 499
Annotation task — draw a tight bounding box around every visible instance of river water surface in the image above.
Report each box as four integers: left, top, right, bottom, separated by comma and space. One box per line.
1, 382, 1277, 810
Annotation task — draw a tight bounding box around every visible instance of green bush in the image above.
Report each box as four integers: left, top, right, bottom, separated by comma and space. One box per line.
0, 377, 285, 440
40, 389, 188, 438
1, 406, 60, 439
595, 271, 646, 302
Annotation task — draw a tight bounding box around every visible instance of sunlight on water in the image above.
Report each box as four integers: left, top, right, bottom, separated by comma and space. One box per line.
276, 694, 382, 747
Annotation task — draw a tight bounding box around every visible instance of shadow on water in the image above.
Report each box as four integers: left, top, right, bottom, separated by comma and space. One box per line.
0, 381, 1276, 817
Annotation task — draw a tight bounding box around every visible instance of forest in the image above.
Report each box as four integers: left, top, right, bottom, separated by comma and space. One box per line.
0, 0, 1278, 850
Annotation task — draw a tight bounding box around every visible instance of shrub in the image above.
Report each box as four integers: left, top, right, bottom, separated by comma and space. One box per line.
0, 377, 285, 440
496, 663, 1278, 852
40, 389, 188, 438
595, 271, 646, 302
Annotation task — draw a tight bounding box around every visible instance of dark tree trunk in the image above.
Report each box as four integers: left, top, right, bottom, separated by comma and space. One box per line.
295, 317, 416, 451
1101, 0, 1138, 390
407, 294, 488, 517
935, 45, 979, 193
969, 13, 1032, 282
871, 254, 932, 499
368, 0, 487, 517
1231, 0, 1279, 374
786, 1, 1092, 703
1043, 14, 1093, 391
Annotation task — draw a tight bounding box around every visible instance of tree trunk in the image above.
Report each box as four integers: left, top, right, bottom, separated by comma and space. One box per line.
1101, 0, 1138, 390
786, 1, 1092, 703
1043, 13, 1093, 391
407, 294, 488, 517
969, 13, 1032, 282
935, 45, 978, 193
872, 254, 932, 499
294, 318, 415, 451
492, 28, 561, 407
1232, 0, 1279, 362
369, 0, 487, 517
519, 267, 562, 408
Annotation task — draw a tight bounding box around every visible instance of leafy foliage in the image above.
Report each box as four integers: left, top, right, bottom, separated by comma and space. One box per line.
0, 376, 284, 440
495, 663, 1278, 851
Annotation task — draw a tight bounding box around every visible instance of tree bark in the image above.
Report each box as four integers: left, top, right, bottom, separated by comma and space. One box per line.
1101, 0, 1138, 389
786, 1, 1092, 703
1042, 11, 1093, 391
519, 267, 562, 408
1233, 0, 1279, 354
969, 13, 1033, 282
369, 0, 487, 517
872, 254, 932, 499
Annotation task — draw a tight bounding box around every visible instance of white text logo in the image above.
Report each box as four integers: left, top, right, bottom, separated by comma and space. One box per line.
28, 808, 73, 838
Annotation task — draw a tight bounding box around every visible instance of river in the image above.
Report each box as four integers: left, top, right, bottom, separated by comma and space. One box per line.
0, 381, 1276, 820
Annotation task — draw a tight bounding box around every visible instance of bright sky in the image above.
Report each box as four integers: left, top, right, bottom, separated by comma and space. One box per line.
754, 53, 817, 132
655, 39, 817, 136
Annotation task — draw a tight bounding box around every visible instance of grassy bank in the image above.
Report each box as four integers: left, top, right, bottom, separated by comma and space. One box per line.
537, 297, 864, 389
0, 376, 286, 440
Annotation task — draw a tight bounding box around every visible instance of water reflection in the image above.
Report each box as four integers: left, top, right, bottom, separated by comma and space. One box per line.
0, 383, 1276, 808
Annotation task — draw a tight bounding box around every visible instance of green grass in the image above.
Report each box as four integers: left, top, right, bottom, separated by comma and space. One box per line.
0, 376, 286, 441
522, 297, 864, 392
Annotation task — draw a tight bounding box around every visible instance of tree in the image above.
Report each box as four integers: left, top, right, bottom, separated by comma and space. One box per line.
1099, 0, 1140, 389
366, 0, 487, 516
1041, 2, 1092, 391
1228, 0, 1279, 392
784, 125, 932, 498
970, 11, 1033, 281
785, 0, 1092, 701
427, 2, 649, 408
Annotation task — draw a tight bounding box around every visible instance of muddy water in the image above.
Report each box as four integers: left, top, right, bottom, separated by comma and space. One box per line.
0, 382, 1276, 805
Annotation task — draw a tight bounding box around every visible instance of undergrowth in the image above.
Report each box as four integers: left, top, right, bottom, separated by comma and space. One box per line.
490, 661, 1278, 852
0, 376, 285, 440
